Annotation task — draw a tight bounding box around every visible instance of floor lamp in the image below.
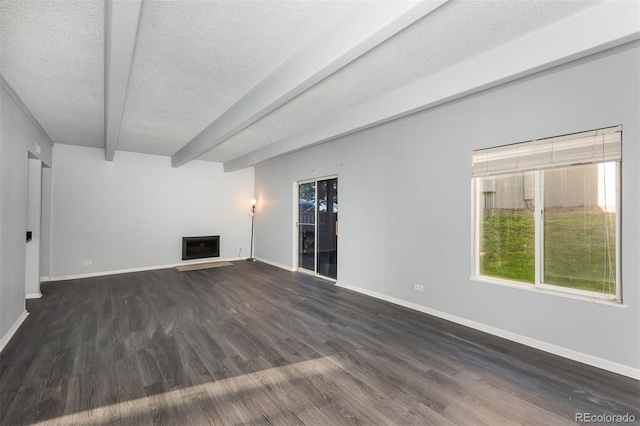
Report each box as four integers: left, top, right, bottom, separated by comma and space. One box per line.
247, 199, 256, 261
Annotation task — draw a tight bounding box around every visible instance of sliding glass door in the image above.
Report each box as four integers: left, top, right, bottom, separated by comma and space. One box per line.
317, 178, 338, 279
298, 181, 316, 272
297, 177, 338, 279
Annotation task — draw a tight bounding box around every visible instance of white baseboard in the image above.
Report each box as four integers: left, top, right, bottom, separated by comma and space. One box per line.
48, 257, 243, 282
336, 282, 640, 380
0, 311, 29, 353
26, 292, 42, 299
40, 276, 50, 283
254, 257, 296, 272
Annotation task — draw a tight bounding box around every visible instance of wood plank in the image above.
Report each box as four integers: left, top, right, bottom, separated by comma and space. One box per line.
175, 261, 233, 272
1, 261, 637, 425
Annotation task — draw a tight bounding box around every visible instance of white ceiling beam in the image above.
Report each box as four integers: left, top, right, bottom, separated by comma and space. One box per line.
1, 75, 55, 148
171, 0, 449, 167
104, 0, 142, 162
224, 0, 640, 172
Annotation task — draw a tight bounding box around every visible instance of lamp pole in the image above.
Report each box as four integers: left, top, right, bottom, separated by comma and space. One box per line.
247, 199, 256, 261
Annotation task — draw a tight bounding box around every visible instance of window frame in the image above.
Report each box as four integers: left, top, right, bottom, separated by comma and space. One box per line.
471, 134, 622, 305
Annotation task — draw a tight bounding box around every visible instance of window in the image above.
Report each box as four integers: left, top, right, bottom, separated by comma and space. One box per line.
482, 191, 496, 210
472, 126, 621, 302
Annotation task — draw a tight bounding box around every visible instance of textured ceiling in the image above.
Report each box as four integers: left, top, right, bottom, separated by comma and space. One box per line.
198, 0, 603, 162
0, 0, 104, 148
117, 0, 357, 157
1, 0, 623, 169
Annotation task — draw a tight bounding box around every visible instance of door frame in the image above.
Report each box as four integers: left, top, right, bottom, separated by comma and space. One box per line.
294, 175, 338, 282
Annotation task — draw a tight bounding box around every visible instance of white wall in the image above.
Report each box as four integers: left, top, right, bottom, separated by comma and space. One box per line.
254, 45, 640, 376
25, 158, 42, 297
0, 85, 52, 347
40, 166, 52, 280
50, 145, 254, 278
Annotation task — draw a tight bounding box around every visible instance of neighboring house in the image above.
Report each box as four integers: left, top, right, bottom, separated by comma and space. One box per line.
481, 165, 600, 210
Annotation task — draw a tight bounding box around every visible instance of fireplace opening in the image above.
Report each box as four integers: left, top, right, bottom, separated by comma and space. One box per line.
182, 236, 220, 260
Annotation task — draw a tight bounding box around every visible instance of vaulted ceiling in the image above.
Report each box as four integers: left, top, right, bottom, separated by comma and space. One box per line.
1, 0, 638, 171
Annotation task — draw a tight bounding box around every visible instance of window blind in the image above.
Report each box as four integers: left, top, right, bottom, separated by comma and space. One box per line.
472, 126, 622, 178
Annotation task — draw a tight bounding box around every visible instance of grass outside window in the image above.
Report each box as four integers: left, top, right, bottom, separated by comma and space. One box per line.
475, 163, 618, 300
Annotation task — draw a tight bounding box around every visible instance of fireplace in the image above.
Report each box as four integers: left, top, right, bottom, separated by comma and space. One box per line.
182, 236, 220, 260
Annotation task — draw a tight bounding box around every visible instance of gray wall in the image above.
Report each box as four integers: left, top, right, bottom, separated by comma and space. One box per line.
254, 45, 640, 371
50, 145, 254, 278
0, 86, 52, 341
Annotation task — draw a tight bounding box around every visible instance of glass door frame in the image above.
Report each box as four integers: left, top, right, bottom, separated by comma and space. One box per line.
295, 175, 338, 282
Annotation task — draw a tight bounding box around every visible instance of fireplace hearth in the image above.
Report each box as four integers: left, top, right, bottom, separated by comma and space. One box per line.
182, 236, 220, 260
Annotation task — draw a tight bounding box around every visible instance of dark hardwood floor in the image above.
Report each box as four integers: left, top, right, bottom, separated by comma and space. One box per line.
1, 261, 638, 425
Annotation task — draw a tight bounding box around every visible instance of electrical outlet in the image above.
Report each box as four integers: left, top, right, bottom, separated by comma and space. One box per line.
413, 284, 423, 292
84, 260, 92, 266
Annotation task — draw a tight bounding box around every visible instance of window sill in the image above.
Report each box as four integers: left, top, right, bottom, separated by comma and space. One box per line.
469, 276, 625, 307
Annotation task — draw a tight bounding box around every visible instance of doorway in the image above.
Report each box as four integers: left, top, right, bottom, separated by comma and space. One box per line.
297, 177, 338, 279
25, 156, 42, 299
